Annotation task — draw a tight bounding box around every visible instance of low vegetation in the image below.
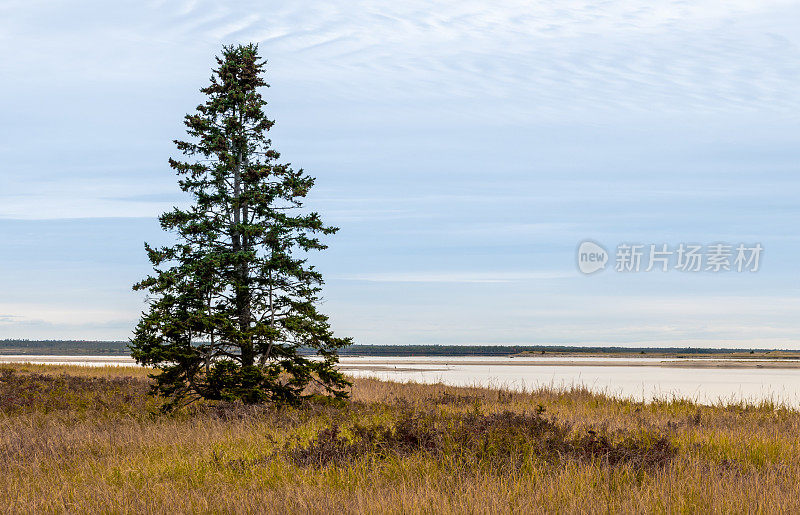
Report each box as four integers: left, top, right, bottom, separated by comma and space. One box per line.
1, 364, 799, 512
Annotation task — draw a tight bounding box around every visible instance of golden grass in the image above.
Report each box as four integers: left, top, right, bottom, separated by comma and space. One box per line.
1, 364, 799, 513
0, 362, 152, 378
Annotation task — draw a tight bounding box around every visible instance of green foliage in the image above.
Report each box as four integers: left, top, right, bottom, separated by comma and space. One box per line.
130, 44, 351, 408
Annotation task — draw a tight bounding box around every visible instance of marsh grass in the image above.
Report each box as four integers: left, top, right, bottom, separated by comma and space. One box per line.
288, 408, 674, 473
0, 369, 152, 416
1, 365, 799, 513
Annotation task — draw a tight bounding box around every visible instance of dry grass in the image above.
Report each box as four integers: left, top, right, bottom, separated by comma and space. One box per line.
0, 365, 799, 513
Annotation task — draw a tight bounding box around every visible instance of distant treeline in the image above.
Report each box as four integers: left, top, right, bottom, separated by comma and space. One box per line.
336, 345, 768, 356
0, 340, 129, 355
0, 340, 777, 357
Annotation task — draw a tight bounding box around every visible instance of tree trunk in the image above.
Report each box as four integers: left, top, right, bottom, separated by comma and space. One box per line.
233, 106, 254, 368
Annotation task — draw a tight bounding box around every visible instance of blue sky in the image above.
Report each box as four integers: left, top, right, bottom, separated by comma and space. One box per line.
1, 0, 799, 347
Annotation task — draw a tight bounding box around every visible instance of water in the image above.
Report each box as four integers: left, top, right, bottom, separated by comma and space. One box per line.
0, 355, 138, 366
341, 356, 800, 406
3, 354, 800, 406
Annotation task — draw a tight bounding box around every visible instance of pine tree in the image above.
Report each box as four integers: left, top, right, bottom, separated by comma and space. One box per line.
130, 44, 351, 408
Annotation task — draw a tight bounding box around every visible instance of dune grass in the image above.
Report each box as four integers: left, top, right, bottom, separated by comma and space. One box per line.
1, 364, 799, 513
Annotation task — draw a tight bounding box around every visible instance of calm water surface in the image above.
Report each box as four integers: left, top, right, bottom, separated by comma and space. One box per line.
3, 355, 800, 406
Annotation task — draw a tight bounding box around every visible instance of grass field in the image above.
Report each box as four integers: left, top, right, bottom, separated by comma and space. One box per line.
1, 364, 799, 513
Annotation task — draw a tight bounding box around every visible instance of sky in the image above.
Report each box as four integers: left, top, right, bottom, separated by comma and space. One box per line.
1, 0, 799, 347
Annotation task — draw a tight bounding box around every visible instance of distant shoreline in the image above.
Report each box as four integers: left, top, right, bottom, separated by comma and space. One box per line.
3, 341, 799, 358
337, 359, 800, 371
4, 354, 800, 370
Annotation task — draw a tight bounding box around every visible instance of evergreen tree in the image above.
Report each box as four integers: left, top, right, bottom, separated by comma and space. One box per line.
131, 44, 351, 407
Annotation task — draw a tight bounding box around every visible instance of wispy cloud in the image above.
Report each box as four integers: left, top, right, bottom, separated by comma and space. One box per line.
3, 0, 798, 115
339, 271, 573, 283
1, 0, 799, 344
0, 315, 22, 324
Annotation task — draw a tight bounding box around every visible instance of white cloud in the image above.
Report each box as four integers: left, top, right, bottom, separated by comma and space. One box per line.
1, 0, 799, 345
0, 304, 134, 327
328, 293, 800, 347
2, 0, 798, 116
338, 271, 571, 283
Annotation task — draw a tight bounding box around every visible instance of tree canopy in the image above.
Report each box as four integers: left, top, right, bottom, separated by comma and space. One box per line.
130, 44, 351, 408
